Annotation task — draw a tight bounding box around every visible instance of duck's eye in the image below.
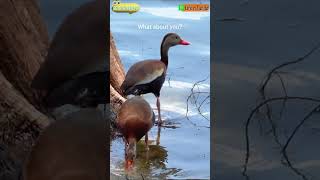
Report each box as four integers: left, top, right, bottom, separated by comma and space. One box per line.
175, 36, 178, 39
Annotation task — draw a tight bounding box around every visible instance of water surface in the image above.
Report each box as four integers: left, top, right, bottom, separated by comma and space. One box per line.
214, 0, 320, 179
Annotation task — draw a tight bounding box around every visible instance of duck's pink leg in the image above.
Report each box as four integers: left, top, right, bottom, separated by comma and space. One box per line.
156, 97, 162, 125
156, 126, 161, 145
145, 133, 149, 151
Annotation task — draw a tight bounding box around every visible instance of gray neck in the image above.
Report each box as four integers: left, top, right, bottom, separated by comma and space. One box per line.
160, 42, 170, 66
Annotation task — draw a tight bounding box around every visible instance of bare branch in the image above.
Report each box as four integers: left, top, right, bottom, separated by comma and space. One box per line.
185, 76, 210, 128
242, 96, 320, 178
260, 42, 320, 94
246, 42, 320, 180
280, 104, 320, 180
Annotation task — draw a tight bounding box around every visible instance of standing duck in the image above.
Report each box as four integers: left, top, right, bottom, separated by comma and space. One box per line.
120, 33, 190, 125
116, 96, 155, 168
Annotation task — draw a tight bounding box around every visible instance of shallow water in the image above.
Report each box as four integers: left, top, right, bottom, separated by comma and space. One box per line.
111, 82, 210, 179
214, 0, 320, 179
111, 0, 210, 179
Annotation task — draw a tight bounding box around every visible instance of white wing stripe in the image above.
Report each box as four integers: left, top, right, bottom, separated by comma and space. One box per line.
134, 69, 164, 86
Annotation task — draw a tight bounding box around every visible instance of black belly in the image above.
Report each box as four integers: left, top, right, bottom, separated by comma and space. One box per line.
124, 73, 166, 97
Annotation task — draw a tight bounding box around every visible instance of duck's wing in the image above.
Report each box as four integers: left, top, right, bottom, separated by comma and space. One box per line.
120, 60, 166, 93
116, 97, 154, 139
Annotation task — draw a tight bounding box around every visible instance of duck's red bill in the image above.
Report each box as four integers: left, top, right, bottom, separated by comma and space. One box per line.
125, 159, 134, 170
179, 39, 190, 45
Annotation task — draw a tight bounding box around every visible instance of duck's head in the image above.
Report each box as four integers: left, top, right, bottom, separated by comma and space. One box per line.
125, 138, 136, 169
161, 33, 190, 48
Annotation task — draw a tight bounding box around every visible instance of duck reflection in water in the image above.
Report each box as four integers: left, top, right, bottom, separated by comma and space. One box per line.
124, 126, 161, 171
124, 140, 182, 179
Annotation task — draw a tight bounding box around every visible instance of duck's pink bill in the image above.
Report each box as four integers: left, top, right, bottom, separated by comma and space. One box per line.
179, 39, 190, 45
125, 159, 134, 170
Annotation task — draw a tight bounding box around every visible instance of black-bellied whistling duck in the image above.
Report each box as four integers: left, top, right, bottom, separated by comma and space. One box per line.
116, 96, 155, 168
23, 109, 106, 180
31, 0, 107, 108
120, 33, 190, 125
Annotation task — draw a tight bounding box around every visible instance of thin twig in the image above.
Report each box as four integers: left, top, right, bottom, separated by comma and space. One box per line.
185, 76, 210, 123
243, 96, 320, 178
248, 42, 320, 180
260, 42, 320, 94
274, 72, 288, 120
280, 105, 320, 180
140, 173, 145, 180
217, 17, 246, 22
258, 42, 320, 125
